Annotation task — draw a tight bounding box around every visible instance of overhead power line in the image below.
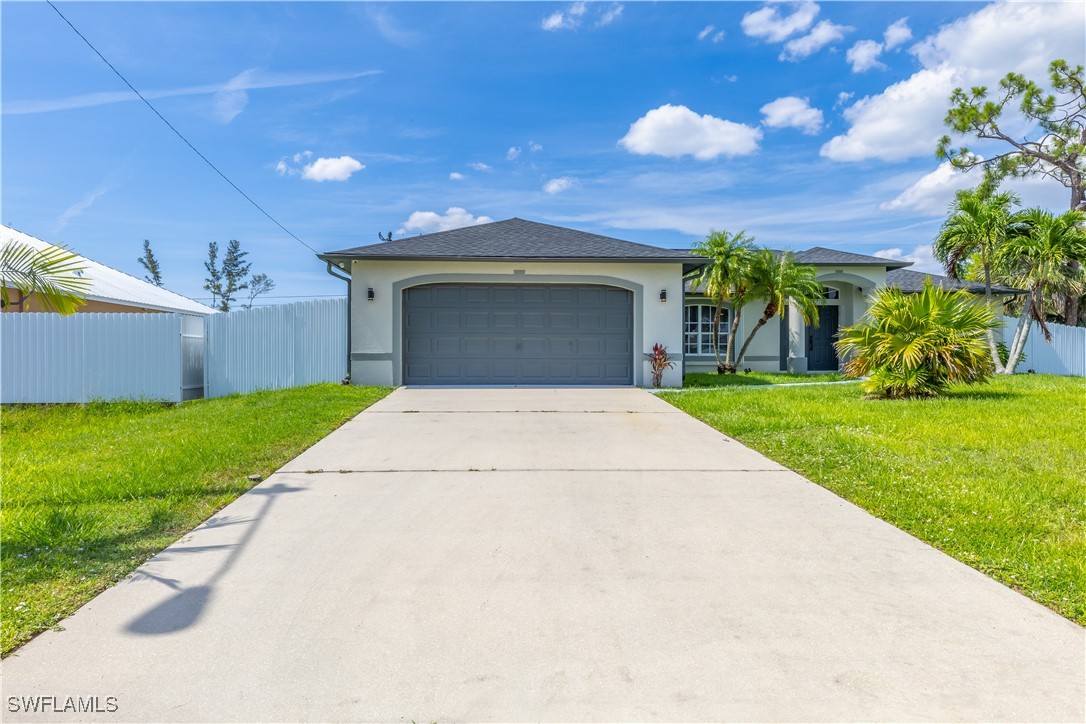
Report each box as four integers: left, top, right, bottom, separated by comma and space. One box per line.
46, 1, 318, 255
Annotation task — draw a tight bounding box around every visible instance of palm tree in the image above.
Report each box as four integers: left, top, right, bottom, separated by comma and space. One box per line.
734, 250, 822, 369
836, 280, 997, 398
933, 179, 1019, 371
691, 229, 756, 373
1, 239, 89, 315
997, 208, 1086, 373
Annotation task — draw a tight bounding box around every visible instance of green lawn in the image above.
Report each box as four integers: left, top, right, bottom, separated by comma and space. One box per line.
659, 374, 1086, 624
0, 384, 389, 655
683, 371, 843, 387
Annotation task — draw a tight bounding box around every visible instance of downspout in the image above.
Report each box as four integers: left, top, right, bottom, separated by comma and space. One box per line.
325, 261, 352, 384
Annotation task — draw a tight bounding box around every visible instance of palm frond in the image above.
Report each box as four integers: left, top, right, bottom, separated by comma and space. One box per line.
1, 240, 90, 315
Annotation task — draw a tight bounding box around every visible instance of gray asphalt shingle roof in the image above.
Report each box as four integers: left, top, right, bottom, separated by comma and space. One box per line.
791, 247, 912, 268
886, 268, 1024, 295
322, 218, 705, 267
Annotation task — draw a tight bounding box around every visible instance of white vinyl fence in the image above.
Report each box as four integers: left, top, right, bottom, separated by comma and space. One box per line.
0, 312, 204, 403
205, 298, 347, 397
1, 298, 347, 404
1000, 315, 1086, 376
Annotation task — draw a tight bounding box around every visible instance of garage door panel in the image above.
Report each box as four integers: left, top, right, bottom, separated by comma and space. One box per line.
463, 312, 489, 328
403, 283, 633, 385
462, 287, 489, 303
522, 312, 546, 328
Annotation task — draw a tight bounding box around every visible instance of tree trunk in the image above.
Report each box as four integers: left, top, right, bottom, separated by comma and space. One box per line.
723, 305, 741, 373
983, 262, 1005, 373
1004, 288, 1035, 374
735, 308, 772, 368
1064, 183, 1084, 325
713, 300, 725, 373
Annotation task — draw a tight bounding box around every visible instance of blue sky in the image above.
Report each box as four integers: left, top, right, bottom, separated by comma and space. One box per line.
3, 1, 1082, 305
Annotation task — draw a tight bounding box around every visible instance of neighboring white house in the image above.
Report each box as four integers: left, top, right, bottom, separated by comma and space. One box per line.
320, 218, 1022, 387
1, 225, 214, 316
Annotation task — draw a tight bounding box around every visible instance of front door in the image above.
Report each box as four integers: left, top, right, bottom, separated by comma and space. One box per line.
807, 306, 839, 371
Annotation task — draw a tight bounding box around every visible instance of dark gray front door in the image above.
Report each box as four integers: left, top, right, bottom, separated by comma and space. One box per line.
807, 305, 840, 371
402, 283, 633, 385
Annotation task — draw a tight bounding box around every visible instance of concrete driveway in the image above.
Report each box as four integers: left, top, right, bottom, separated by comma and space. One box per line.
3, 388, 1083, 722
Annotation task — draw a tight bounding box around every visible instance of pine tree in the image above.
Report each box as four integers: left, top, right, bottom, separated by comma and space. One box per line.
137, 240, 163, 287
203, 242, 223, 310
244, 273, 275, 309
218, 239, 252, 312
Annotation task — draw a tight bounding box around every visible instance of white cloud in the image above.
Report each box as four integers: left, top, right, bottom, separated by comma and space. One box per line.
529, 141, 544, 152
506, 146, 522, 160
822, 1, 1084, 163
213, 69, 255, 123
468, 162, 492, 171
275, 160, 289, 176
398, 207, 494, 235
873, 245, 942, 274
597, 3, 623, 27
542, 11, 569, 31
883, 18, 912, 49
846, 19, 910, 74
697, 25, 725, 42
544, 177, 578, 194
619, 104, 762, 160
760, 96, 823, 134
449, 172, 465, 181
833, 91, 854, 110
780, 19, 852, 61
364, 6, 420, 48
55, 185, 110, 232
301, 156, 364, 182
6, 68, 383, 116
847, 39, 886, 73
881, 161, 1071, 216
542, 1, 587, 31
741, 1, 819, 42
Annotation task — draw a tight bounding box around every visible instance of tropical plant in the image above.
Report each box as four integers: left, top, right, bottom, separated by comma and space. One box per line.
933, 177, 1020, 371
996, 208, 1086, 372
836, 280, 997, 399
1, 239, 89, 315
691, 229, 756, 373
645, 343, 674, 388
734, 250, 822, 368
938, 59, 1086, 323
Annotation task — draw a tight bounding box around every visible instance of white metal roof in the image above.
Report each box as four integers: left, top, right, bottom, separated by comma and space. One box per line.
2, 225, 216, 315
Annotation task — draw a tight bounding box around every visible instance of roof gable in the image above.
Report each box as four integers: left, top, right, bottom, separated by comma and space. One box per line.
322, 218, 704, 264
792, 247, 912, 269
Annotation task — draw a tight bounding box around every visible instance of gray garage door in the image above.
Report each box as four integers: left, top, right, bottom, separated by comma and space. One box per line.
403, 283, 633, 385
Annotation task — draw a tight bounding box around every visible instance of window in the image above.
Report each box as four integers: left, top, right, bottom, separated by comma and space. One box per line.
822, 286, 840, 300
684, 304, 728, 355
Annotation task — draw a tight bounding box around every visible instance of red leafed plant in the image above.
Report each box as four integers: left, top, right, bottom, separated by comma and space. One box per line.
645, 343, 675, 387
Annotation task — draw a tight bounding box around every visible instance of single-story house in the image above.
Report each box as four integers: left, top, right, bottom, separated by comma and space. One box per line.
319, 218, 1019, 387
1, 225, 214, 315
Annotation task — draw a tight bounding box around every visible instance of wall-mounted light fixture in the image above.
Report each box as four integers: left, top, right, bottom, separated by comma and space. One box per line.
367, 287, 375, 302
659, 289, 667, 303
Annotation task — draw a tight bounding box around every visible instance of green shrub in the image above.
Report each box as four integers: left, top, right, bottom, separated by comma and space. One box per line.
836, 280, 998, 398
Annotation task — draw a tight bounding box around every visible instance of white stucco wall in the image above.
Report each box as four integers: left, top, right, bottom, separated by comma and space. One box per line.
685, 266, 887, 375
344, 259, 685, 387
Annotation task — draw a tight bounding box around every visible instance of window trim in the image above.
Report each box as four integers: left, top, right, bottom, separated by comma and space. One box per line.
684, 303, 729, 356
